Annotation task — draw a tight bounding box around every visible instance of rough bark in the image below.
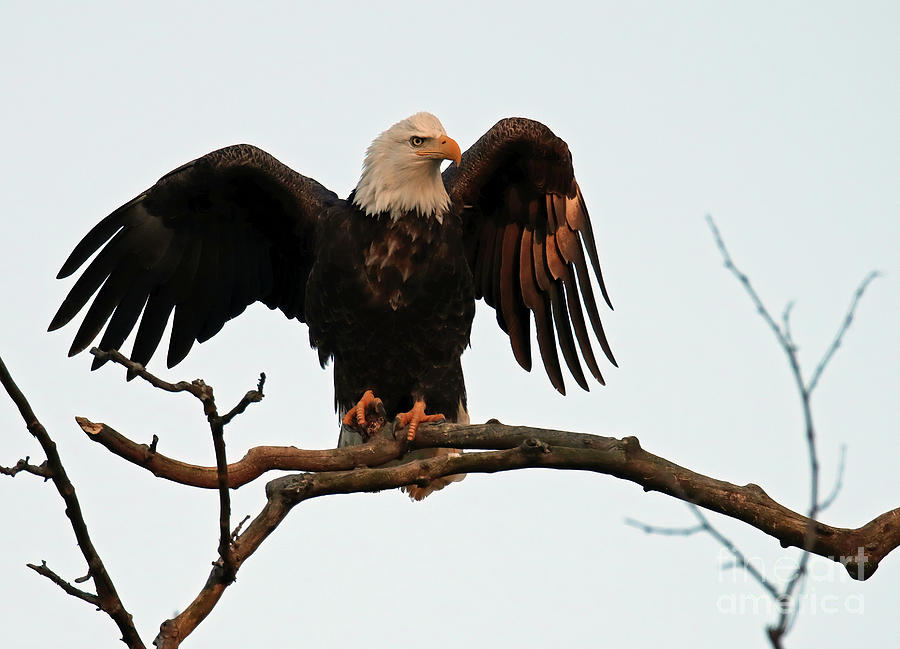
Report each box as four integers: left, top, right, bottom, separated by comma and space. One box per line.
77, 417, 898, 581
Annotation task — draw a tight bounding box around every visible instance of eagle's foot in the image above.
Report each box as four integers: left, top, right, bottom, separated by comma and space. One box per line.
342, 390, 387, 439
395, 400, 446, 442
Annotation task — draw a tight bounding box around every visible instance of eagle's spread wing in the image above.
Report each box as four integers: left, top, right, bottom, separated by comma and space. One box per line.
443, 118, 615, 394
49, 144, 338, 370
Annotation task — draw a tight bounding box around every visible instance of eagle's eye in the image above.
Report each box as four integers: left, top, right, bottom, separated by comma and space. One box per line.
410, 136, 425, 147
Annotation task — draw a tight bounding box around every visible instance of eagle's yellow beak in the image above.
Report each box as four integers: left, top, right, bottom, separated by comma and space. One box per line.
438, 136, 462, 167
418, 136, 461, 167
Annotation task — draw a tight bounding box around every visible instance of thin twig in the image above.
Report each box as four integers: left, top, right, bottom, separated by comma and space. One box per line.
0, 456, 52, 479
807, 271, 880, 393
91, 348, 215, 415
231, 515, 251, 541
27, 561, 101, 607
686, 504, 781, 600
220, 373, 266, 426
781, 301, 796, 350
0, 355, 145, 649
624, 519, 705, 536
705, 217, 793, 351
818, 445, 847, 513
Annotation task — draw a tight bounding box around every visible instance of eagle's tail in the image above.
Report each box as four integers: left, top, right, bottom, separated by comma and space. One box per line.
401, 449, 466, 500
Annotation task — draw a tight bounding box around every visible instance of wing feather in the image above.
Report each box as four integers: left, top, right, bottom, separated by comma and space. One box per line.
475, 221, 497, 301
499, 222, 530, 369
546, 222, 604, 382
557, 225, 616, 366
545, 194, 559, 233
489, 223, 504, 315
548, 281, 587, 391
543, 230, 590, 388
532, 227, 553, 292
519, 229, 565, 393
51, 144, 338, 370
56, 198, 141, 279
131, 292, 176, 369
49, 227, 138, 331
167, 221, 222, 367
573, 184, 612, 309
91, 233, 187, 370
446, 117, 615, 391
70, 267, 141, 356
198, 216, 236, 343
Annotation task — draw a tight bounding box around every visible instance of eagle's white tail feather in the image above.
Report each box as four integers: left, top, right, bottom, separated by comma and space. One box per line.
402, 448, 466, 500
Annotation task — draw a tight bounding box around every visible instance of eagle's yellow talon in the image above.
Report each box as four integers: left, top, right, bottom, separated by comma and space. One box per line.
342, 390, 384, 436
396, 400, 445, 442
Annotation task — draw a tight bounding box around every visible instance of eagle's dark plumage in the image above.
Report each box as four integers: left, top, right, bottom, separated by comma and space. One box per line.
50, 113, 616, 497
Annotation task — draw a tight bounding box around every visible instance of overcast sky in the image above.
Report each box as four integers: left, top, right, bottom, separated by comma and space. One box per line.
1, 1, 898, 647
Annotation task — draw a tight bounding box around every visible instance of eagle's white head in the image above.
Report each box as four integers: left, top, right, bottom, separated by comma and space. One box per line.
352, 112, 461, 223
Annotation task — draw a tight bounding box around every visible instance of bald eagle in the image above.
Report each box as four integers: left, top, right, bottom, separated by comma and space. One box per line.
49, 113, 616, 497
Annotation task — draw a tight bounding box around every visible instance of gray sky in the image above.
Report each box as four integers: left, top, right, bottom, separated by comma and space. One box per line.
1, 1, 897, 647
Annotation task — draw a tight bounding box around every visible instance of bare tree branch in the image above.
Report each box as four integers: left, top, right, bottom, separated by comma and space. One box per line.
1, 455, 52, 479
624, 518, 705, 537
220, 373, 266, 427
91, 348, 212, 400
90, 348, 270, 586
710, 217, 879, 646
818, 444, 846, 513
807, 271, 880, 393
632, 219, 878, 648
705, 217, 795, 353
707, 217, 819, 643
27, 560, 101, 607
687, 504, 782, 600
154, 426, 897, 647
231, 514, 251, 540
75, 416, 405, 486
627, 504, 783, 599
73, 411, 900, 584
667, 216, 880, 648
0, 355, 146, 649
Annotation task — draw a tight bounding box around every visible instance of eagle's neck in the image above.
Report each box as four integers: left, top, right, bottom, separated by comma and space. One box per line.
352, 152, 450, 223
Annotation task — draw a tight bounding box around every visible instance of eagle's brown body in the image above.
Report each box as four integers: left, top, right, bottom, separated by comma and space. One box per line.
308, 201, 474, 421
